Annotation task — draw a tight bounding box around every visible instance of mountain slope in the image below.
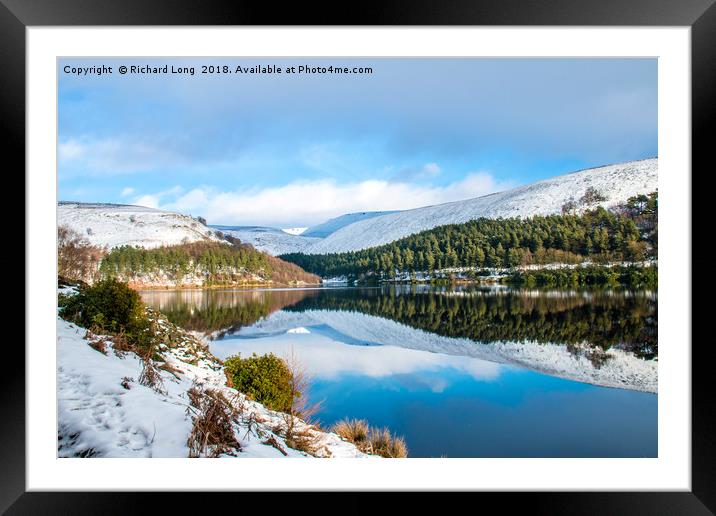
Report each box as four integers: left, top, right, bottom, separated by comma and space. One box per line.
304, 158, 657, 255
302, 211, 400, 238
59, 202, 223, 250
210, 225, 322, 256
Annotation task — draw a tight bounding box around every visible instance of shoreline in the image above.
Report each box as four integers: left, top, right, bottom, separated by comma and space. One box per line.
127, 281, 323, 291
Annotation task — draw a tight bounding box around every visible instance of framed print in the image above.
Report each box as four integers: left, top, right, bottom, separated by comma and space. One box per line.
7, 0, 713, 512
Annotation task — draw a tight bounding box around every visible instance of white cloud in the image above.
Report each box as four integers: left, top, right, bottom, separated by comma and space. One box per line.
58, 140, 85, 161
150, 172, 514, 226
120, 187, 135, 197
422, 162, 441, 176
58, 137, 184, 175
131, 186, 183, 209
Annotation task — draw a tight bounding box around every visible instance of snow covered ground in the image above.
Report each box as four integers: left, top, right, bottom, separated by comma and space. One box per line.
235, 310, 657, 393
57, 308, 371, 458
305, 158, 657, 254
210, 225, 322, 256
58, 202, 224, 249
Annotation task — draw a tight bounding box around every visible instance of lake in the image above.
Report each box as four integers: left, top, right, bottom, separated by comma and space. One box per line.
141, 285, 657, 458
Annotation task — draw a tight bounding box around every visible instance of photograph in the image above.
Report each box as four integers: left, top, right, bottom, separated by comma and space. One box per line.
55, 56, 660, 460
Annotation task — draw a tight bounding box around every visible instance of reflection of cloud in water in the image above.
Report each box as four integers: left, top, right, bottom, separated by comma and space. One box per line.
287, 327, 311, 334
390, 373, 452, 393
210, 331, 503, 383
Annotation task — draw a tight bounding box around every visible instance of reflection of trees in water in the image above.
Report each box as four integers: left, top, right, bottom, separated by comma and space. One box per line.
140, 289, 319, 336
284, 288, 658, 360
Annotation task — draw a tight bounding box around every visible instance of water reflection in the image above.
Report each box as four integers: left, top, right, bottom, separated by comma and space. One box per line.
140, 288, 318, 338
142, 285, 657, 359
140, 286, 657, 457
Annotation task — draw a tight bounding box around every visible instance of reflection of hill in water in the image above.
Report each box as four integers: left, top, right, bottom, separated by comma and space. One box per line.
142, 287, 657, 360
284, 288, 657, 360
239, 309, 658, 393
140, 288, 319, 337
141, 286, 657, 392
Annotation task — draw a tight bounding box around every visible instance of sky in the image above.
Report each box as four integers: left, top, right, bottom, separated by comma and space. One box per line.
58, 57, 657, 228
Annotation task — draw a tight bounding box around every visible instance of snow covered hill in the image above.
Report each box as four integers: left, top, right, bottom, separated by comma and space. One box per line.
58, 202, 224, 249
302, 211, 400, 238
211, 212, 399, 255
211, 225, 322, 256
304, 158, 658, 255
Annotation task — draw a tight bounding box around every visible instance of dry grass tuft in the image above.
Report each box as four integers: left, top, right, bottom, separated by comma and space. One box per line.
333, 418, 369, 445
368, 427, 408, 458
284, 426, 320, 455
262, 435, 288, 456
120, 376, 134, 390
332, 419, 408, 458
158, 361, 183, 380
111, 329, 136, 355
85, 328, 108, 355
186, 382, 241, 458
137, 344, 166, 394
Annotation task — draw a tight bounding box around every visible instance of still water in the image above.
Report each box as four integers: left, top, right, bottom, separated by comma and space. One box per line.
141, 285, 657, 458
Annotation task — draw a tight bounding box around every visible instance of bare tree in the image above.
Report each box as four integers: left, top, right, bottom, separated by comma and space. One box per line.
280, 347, 323, 453
57, 225, 106, 283
580, 186, 608, 206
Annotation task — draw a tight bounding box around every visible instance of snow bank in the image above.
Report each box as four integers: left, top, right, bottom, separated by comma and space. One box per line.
57, 312, 372, 458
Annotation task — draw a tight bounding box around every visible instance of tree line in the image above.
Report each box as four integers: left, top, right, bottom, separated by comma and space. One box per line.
280, 192, 658, 279
99, 241, 320, 286
284, 288, 658, 360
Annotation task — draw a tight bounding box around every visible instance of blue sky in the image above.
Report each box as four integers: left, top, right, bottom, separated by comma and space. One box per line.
58, 58, 657, 227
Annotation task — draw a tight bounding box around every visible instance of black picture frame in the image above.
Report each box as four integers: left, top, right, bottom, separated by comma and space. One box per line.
6, 0, 711, 512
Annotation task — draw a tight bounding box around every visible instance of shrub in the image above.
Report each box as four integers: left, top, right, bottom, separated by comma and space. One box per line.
59, 278, 152, 349
223, 353, 295, 413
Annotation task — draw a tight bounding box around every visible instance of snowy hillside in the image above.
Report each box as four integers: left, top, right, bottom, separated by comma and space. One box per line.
58, 202, 224, 249
211, 225, 322, 256
305, 158, 658, 255
302, 211, 400, 238
234, 309, 657, 393
57, 302, 371, 458
212, 212, 399, 255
